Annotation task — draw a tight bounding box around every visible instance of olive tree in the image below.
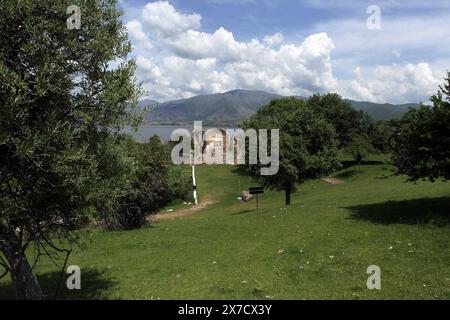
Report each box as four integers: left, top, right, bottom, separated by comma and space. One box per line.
0, 0, 141, 299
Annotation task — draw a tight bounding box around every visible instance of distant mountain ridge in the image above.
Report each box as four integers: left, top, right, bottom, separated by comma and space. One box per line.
140, 89, 420, 126
345, 100, 419, 121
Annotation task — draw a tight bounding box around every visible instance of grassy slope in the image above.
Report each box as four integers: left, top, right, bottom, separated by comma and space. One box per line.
1, 160, 449, 300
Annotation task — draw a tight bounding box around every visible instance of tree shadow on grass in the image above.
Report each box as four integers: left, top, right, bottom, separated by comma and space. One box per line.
345, 197, 450, 226
334, 169, 362, 179
0, 268, 117, 300
232, 209, 255, 216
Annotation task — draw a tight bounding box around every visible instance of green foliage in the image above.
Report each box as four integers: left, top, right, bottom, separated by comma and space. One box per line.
391, 73, 450, 182
370, 121, 395, 152
306, 93, 373, 147
99, 136, 191, 230
346, 135, 375, 164
243, 98, 340, 205
0, 0, 142, 298
2, 163, 449, 299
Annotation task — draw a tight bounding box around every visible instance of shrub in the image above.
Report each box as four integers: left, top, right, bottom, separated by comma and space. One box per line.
99, 135, 191, 230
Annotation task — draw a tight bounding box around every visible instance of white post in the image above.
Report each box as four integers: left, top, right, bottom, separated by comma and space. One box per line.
192, 165, 198, 205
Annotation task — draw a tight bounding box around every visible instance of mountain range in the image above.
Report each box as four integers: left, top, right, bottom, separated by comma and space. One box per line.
139, 89, 420, 126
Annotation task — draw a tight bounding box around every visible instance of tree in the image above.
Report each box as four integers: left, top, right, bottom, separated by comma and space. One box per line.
306, 93, 373, 147
99, 136, 191, 230
242, 98, 340, 206
370, 120, 395, 153
346, 135, 374, 165
391, 72, 450, 182
0, 0, 141, 299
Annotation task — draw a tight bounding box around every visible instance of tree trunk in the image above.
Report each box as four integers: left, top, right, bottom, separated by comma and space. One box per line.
356, 154, 362, 167
0, 230, 45, 300
285, 186, 292, 207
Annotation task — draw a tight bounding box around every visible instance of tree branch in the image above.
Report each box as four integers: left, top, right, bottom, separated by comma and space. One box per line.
0, 255, 11, 279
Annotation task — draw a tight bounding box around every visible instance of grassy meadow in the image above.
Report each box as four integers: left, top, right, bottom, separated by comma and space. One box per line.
1, 157, 449, 300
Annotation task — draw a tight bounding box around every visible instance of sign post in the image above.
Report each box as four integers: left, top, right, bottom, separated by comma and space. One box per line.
192, 165, 198, 205
249, 187, 264, 211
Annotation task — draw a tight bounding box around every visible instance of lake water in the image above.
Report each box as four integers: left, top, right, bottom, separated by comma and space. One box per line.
129, 124, 193, 142
126, 124, 239, 142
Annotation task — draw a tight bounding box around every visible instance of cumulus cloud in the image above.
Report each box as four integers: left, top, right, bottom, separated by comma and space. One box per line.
126, 20, 153, 50
163, 27, 247, 63
125, 1, 445, 103
306, 8, 450, 103
130, 1, 337, 101
346, 63, 441, 103
141, 1, 201, 37
263, 32, 284, 47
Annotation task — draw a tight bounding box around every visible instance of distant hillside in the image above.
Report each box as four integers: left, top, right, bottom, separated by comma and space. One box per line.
137, 99, 159, 110
144, 90, 281, 126
346, 100, 419, 121
142, 90, 419, 125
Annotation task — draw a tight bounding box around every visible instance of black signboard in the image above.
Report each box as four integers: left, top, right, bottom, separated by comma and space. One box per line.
249, 187, 264, 195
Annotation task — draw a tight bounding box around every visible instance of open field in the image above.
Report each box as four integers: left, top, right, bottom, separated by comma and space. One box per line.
1, 158, 449, 300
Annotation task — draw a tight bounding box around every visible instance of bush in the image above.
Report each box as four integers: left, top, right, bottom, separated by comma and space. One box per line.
346, 135, 375, 164
99, 135, 191, 230
390, 73, 450, 182
370, 121, 395, 152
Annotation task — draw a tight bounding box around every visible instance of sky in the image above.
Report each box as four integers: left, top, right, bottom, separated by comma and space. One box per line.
118, 0, 450, 104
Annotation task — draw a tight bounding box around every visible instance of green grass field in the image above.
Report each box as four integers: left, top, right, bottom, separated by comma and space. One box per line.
1, 158, 449, 300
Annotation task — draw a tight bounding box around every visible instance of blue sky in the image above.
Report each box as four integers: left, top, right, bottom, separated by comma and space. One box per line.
118, 0, 450, 103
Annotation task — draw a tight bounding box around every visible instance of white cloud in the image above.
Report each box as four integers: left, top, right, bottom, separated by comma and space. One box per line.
126, 20, 153, 50
141, 1, 201, 37
163, 27, 247, 63
331, 16, 447, 52
130, 1, 338, 101
263, 32, 284, 47
126, 1, 445, 104
346, 63, 441, 103
309, 13, 450, 72
306, 10, 450, 102
136, 55, 233, 101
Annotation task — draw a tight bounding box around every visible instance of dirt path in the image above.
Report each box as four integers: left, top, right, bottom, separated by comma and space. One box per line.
321, 177, 345, 185
149, 196, 216, 222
